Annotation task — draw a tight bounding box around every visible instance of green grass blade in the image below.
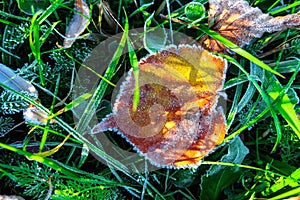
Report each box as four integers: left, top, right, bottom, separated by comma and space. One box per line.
0, 141, 127, 183
226, 72, 244, 128
127, 38, 140, 111
267, 168, 300, 195
0, 10, 30, 21
0, 80, 130, 173
0, 46, 21, 59
269, 187, 300, 200
265, 73, 300, 139
0, 141, 79, 178
0, 18, 19, 26
224, 56, 282, 152
237, 62, 262, 113
39, 74, 60, 152
77, 143, 89, 168
129, 2, 154, 18
197, 24, 284, 78
0, 167, 18, 182
225, 107, 270, 142
40, 21, 60, 45
29, 10, 45, 85
270, 1, 300, 15
37, 0, 64, 25
75, 16, 129, 135
28, 0, 63, 86
52, 91, 94, 118
223, 74, 249, 90
71, 10, 131, 173
64, 52, 116, 87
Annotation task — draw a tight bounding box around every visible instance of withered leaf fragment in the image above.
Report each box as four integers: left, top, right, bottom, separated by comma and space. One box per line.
0, 195, 25, 200
63, 0, 90, 48
0, 63, 57, 125
200, 0, 300, 53
0, 63, 38, 97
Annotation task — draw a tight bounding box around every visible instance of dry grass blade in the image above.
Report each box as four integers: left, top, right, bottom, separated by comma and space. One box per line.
63, 0, 90, 48
99, 0, 118, 31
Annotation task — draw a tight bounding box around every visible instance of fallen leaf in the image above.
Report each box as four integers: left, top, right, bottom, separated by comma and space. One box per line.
0, 63, 38, 97
200, 0, 300, 53
0, 195, 25, 200
0, 63, 57, 125
63, 0, 90, 48
92, 45, 227, 168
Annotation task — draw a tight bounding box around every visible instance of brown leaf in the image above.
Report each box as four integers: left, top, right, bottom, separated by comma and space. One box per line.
63, 0, 90, 48
200, 0, 300, 53
92, 45, 227, 168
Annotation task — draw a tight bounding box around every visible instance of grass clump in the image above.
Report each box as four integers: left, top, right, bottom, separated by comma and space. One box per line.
0, 0, 299, 199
